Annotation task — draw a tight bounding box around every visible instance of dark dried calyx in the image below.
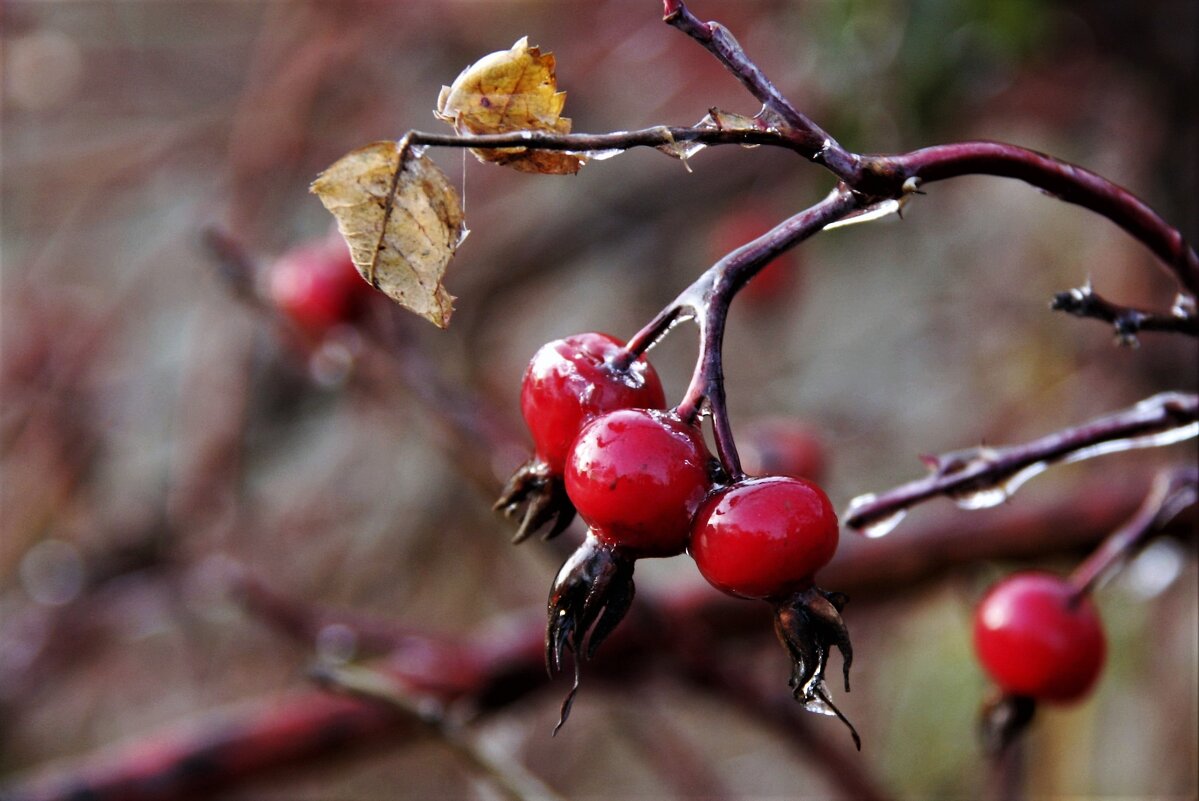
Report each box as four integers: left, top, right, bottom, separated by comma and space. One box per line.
493, 457, 576, 543
773, 585, 860, 750
545, 534, 636, 733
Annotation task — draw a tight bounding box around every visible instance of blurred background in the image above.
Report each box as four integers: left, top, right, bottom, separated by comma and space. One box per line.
2, 1, 1196, 798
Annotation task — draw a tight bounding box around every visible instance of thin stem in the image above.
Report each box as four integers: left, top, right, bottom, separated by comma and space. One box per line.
845, 392, 1198, 532
1050, 282, 1199, 343
312, 663, 565, 801
407, 125, 802, 155
669, 186, 860, 475
1068, 466, 1199, 599
661, 0, 859, 181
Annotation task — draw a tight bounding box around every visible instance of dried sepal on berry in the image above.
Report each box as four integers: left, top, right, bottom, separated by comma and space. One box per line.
493, 457, 575, 544
545, 533, 635, 733
773, 586, 860, 750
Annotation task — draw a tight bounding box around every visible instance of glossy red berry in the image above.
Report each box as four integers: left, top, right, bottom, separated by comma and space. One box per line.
521, 333, 666, 474
565, 408, 710, 556
973, 572, 1106, 703
689, 476, 839, 599
268, 239, 372, 332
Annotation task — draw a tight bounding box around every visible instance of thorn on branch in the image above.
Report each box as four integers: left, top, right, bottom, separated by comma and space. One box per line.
1049, 283, 1199, 344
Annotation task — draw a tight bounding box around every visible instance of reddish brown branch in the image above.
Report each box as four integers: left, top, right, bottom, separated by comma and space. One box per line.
1069, 466, 1199, 598
1050, 282, 1199, 343
628, 185, 862, 475
844, 392, 1198, 534
886, 143, 1199, 294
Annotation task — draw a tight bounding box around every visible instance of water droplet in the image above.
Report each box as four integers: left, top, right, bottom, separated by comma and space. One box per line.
846, 493, 908, 538
861, 509, 907, 538
656, 140, 707, 166
1171, 293, 1196, 319
573, 148, 623, 161
950, 486, 1008, 510
823, 199, 905, 231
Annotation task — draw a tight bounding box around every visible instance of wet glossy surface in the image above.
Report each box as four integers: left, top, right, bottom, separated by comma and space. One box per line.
521, 332, 666, 473
565, 408, 709, 556
690, 476, 839, 599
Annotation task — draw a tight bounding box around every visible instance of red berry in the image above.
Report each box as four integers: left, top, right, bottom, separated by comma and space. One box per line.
521, 333, 666, 474
689, 476, 839, 599
565, 408, 710, 556
739, 418, 827, 482
268, 239, 372, 332
973, 572, 1106, 703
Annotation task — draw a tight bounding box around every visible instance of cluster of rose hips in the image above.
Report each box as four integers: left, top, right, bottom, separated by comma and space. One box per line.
496, 332, 856, 743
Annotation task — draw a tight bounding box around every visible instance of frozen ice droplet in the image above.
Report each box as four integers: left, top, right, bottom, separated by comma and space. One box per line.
950, 486, 1008, 510
861, 509, 907, 538
846, 493, 908, 538
574, 148, 623, 161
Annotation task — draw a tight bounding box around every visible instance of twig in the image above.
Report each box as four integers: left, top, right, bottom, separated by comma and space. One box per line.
886, 143, 1199, 295
844, 392, 1198, 534
1069, 466, 1199, 598
1050, 282, 1199, 343
625, 185, 862, 475
660, 0, 859, 179
311, 663, 565, 801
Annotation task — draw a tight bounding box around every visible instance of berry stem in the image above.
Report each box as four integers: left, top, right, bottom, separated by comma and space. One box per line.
1067, 466, 1199, 600
634, 186, 860, 477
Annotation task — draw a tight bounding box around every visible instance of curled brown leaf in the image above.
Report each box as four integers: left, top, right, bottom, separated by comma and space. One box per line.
311, 141, 466, 329
435, 37, 586, 175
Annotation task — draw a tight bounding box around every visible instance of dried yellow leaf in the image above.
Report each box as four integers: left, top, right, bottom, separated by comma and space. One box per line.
435, 37, 585, 175
311, 141, 466, 329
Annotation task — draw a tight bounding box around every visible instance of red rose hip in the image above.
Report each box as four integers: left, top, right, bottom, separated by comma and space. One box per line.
973, 572, 1106, 703
268, 239, 372, 332
521, 333, 666, 474
565, 408, 710, 556
690, 476, 839, 599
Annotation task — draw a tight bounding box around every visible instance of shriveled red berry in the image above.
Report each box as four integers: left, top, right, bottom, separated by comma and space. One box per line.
689, 476, 839, 599
565, 408, 710, 556
268, 239, 372, 332
973, 572, 1106, 703
521, 333, 665, 474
